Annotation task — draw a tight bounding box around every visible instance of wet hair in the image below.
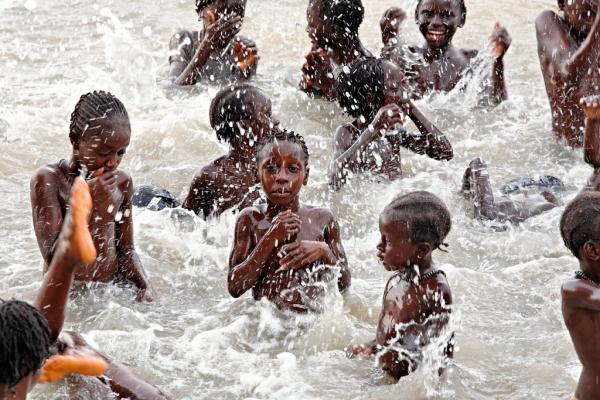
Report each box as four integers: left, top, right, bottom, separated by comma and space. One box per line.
415, 0, 467, 23
69, 91, 129, 145
195, 0, 246, 13
0, 300, 50, 390
209, 84, 270, 143
257, 129, 310, 166
336, 57, 385, 119
383, 191, 452, 250
321, 0, 365, 34
558, 0, 564, 9
560, 192, 600, 259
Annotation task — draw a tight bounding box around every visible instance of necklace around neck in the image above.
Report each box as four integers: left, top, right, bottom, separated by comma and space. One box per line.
575, 271, 600, 286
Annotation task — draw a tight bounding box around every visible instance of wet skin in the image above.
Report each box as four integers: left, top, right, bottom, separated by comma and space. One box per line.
228, 141, 350, 313
381, 0, 510, 104
182, 92, 276, 218
582, 95, 600, 190
536, 0, 600, 147
30, 117, 155, 302
349, 212, 452, 380
329, 60, 453, 190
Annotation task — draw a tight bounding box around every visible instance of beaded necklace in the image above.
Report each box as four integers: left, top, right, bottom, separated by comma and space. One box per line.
401, 269, 445, 283
575, 271, 600, 286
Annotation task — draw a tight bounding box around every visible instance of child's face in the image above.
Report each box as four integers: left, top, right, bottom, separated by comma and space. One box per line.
258, 141, 308, 206
562, 0, 597, 36
199, 0, 245, 26
382, 61, 407, 106
74, 118, 131, 174
239, 96, 275, 143
377, 212, 420, 271
306, 2, 336, 49
416, 0, 464, 49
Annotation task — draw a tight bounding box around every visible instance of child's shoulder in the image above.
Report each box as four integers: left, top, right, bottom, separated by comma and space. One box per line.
535, 9, 561, 33
236, 204, 267, 224
30, 161, 65, 187
301, 204, 336, 222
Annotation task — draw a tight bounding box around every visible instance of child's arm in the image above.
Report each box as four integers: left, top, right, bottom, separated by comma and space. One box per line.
484, 22, 511, 105
462, 158, 497, 220
228, 210, 300, 298
562, 279, 600, 311
182, 170, 216, 219
582, 95, 600, 168
116, 177, 156, 303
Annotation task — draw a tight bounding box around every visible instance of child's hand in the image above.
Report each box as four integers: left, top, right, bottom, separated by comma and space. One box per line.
87, 168, 122, 217
345, 343, 375, 359
380, 7, 406, 45
232, 38, 258, 78
204, 13, 242, 51
266, 210, 301, 243
136, 287, 156, 303
300, 49, 336, 98
39, 355, 108, 384
370, 104, 405, 139
278, 241, 332, 271
581, 95, 600, 119
489, 22, 511, 59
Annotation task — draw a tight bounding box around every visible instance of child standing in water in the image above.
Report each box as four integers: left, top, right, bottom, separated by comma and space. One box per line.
169, 0, 258, 86
536, 0, 600, 147
560, 191, 600, 400
381, 0, 511, 105
348, 191, 453, 381
30, 91, 155, 302
228, 130, 351, 313
330, 58, 453, 190
182, 85, 277, 218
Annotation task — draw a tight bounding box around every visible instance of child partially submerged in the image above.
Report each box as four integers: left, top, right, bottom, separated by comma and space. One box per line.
30, 91, 155, 302
228, 130, 351, 313
536, 0, 600, 147
560, 191, 600, 400
169, 0, 258, 85
348, 191, 453, 381
380, 0, 511, 105
330, 58, 453, 190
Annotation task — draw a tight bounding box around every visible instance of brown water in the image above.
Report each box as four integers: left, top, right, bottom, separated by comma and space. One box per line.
0, 0, 590, 399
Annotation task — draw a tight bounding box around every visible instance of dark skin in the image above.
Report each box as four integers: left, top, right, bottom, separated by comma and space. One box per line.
347, 211, 452, 381
7, 178, 167, 400
562, 239, 600, 400
300, 0, 373, 100
228, 141, 351, 313
170, 0, 258, 86
182, 93, 277, 218
582, 95, 600, 190
536, 0, 600, 147
30, 117, 155, 302
329, 60, 453, 190
460, 158, 560, 224
381, 0, 511, 105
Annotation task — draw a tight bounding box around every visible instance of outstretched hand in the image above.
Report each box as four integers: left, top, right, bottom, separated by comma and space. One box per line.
489, 22, 511, 59
204, 13, 242, 51
300, 48, 336, 98
233, 38, 258, 78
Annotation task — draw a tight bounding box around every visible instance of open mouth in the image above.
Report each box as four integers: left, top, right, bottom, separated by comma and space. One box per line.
271, 188, 291, 198
426, 29, 446, 43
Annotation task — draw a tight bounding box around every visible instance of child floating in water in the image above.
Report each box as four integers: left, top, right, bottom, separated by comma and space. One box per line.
381, 0, 511, 105
330, 58, 453, 190
348, 191, 453, 381
460, 158, 564, 224
169, 0, 258, 86
582, 95, 600, 190
300, 0, 372, 100
536, 0, 600, 147
560, 191, 600, 400
30, 91, 155, 302
182, 85, 276, 218
228, 129, 351, 313
2, 178, 167, 399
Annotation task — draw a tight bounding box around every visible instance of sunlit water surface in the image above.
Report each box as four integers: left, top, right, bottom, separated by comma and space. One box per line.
0, 0, 589, 399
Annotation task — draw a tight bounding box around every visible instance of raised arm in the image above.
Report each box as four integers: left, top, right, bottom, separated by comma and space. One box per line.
483, 22, 511, 106
399, 100, 453, 160
582, 95, 600, 168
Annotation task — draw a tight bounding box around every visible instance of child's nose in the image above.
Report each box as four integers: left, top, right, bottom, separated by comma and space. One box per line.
275, 169, 289, 182
105, 154, 118, 169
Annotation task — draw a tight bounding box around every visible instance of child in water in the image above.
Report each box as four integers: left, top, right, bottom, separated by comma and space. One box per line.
330, 57, 453, 190
182, 85, 277, 218
228, 129, 351, 313
300, 0, 372, 100
536, 0, 600, 147
2, 178, 167, 399
560, 191, 600, 400
582, 95, 600, 190
169, 0, 258, 86
380, 0, 511, 105
30, 91, 155, 302
348, 191, 453, 381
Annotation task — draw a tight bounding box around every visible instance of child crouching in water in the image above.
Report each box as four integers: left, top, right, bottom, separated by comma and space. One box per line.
348, 191, 453, 381
228, 129, 351, 313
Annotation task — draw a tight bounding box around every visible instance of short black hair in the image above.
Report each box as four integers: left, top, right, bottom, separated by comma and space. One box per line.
383, 191, 452, 250
322, 0, 365, 35
257, 129, 310, 166
560, 191, 600, 259
195, 0, 246, 13
558, 0, 564, 10
69, 91, 129, 145
415, 0, 467, 23
209, 84, 270, 142
336, 57, 384, 119
0, 300, 50, 390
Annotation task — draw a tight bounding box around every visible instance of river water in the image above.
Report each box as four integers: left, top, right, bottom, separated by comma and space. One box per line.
0, 0, 590, 399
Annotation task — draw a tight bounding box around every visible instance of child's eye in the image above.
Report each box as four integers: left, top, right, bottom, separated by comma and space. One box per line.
442, 11, 452, 18
98, 151, 111, 157
288, 166, 299, 173
118, 150, 126, 156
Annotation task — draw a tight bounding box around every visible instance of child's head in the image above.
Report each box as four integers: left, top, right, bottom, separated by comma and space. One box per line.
336, 58, 406, 119
415, 0, 467, 49
196, 0, 246, 26
0, 300, 50, 397
306, 0, 364, 49
256, 129, 310, 206
377, 191, 451, 271
558, 0, 597, 37
69, 91, 131, 174
560, 192, 600, 261
209, 84, 274, 147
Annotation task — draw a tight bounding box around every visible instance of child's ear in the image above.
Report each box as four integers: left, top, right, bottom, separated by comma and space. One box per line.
459, 13, 466, 28
583, 241, 600, 261
416, 243, 432, 260
303, 166, 310, 186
